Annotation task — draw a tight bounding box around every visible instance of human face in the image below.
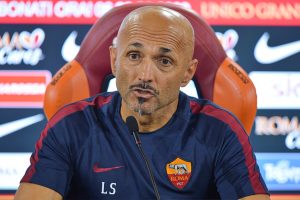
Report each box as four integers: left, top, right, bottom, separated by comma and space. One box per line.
110, 10, 196, 117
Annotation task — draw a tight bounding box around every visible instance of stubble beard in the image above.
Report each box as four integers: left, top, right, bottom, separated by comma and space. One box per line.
124, 92, 157, 116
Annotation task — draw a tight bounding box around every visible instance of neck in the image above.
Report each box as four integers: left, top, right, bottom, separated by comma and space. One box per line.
121, 99, 179, 132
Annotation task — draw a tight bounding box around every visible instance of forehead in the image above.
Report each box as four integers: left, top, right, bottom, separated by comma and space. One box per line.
118, 19, 185, 53
129, 25, 183, 51
118, 7, 185, 51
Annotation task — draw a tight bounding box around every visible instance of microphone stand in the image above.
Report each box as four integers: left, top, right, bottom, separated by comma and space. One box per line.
126, 116, 160, 200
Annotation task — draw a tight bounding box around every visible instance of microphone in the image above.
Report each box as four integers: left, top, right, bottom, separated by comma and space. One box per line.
126, 116, 141, 145
126, 116, 160, 200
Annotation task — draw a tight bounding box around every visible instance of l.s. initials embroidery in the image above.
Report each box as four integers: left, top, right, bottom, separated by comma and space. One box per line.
101, 182, 116, 195
166, 157, 192, 189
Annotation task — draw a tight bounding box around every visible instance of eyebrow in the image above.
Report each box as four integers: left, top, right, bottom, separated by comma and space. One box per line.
159, 47, 171, 54
128, 42, 172, 53
129, 42, 143, 48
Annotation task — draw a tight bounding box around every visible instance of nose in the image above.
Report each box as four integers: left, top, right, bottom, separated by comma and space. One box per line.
138, 58, 153, 82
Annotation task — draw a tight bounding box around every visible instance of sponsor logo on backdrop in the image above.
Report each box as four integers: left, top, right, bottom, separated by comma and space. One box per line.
249, 72, 300, 109
0, 28, 45, 66
215, 29, 238, 61
0, 0, 191, 24
0, 153, 31, 190
61, 31, 80, 62
0, 70, 51, 108
255, 116, 300, 150
255, 153, 300, 191
1, 1, 299, 25
254, 32, 300, 64
0, 114, 44, 138
200, 1, 300, 26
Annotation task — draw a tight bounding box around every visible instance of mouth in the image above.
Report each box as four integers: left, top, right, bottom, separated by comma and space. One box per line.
132, 88, 156, 99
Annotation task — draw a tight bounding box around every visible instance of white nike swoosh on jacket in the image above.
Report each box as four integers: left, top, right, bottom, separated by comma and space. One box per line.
254, 32, 300, 64
0, 114, 44, 138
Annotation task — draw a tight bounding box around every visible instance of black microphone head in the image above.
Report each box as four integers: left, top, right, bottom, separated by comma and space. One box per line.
126, 116, 139, 133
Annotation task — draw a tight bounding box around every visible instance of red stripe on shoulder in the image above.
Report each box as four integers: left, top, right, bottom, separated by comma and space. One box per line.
95, 94, 113, 109
190, 100, 266, 194
21, 94, 113, 182
21, 126, 49, 182
48, 94, 112, 128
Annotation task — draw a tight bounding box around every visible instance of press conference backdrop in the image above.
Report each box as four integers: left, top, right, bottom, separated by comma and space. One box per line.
0, 0, 299, 198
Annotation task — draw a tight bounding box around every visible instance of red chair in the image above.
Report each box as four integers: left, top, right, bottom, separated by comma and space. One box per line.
43, 3, 257, 135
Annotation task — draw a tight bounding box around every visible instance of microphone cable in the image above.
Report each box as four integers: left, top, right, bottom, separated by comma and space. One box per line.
126, 116, 160, 200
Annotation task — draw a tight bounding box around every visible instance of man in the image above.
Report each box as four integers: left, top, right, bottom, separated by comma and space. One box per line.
15, 6, 270, 200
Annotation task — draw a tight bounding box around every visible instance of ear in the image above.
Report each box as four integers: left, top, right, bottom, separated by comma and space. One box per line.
109, 46, 117, 76
181, 59, 198, 87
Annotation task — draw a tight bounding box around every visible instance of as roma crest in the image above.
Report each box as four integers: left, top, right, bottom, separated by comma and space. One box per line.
166, 157, 192, 189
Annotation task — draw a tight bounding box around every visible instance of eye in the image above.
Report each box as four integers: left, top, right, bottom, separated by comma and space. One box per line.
128, 52, 140, 61
158, 57, 172, 66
